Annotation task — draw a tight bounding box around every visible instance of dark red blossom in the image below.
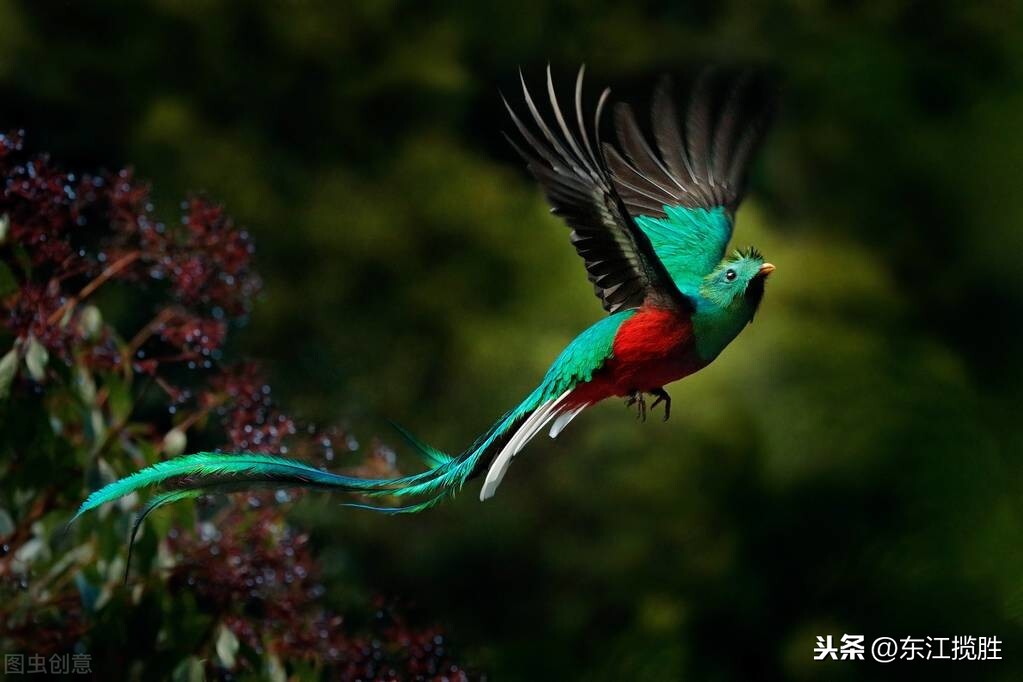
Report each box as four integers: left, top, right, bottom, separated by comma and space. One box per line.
167, 510, 469, 679
158, 313, 226, 356
0, 131, 265, 380
1, 155, 77, 268
105, 168, 153, 240
1, 590, 87, 657
165, 197, 260, 314
209, 363, 297, 452
0, 130, 24, 159
5, 281, 72, 356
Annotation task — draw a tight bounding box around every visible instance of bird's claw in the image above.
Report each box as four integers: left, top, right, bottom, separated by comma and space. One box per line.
649, 388, 671, 422
625, 390, 647, 422
626, 388, 672, 422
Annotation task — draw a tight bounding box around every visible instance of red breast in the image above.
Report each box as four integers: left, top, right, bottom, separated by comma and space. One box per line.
570, 307, 704, 404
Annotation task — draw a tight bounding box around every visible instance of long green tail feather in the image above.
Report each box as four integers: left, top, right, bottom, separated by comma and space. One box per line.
78, 444, 464, 581
75, 310, 629, 517
72, 408, 534, 566
73, 312, 630, 576
72, 451, 408, 523
72, 416, 485, 526
68, 312, 638, 587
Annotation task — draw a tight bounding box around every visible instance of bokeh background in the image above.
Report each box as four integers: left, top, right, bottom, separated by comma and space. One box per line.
3, 1, 1023, 679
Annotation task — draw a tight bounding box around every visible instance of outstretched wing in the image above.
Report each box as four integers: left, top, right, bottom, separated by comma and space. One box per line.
505, 66, 691, 315
605, 71, 774, 289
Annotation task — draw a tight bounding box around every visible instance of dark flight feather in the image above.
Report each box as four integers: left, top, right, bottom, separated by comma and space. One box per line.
506, 65, 691, 315
651, 78, 696, 188
608, 69, 775, 218
685, 71, 713, 189
613, 105, 683, 200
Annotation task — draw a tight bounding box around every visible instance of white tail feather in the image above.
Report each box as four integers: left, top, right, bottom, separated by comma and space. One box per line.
480, 390, 573, 501
549, 402, 589, 438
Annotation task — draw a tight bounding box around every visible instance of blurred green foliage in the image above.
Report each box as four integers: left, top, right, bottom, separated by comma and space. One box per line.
2, 0, 1023, 679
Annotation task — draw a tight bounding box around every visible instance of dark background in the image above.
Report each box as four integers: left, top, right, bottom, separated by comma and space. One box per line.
3, 1, 1023, 679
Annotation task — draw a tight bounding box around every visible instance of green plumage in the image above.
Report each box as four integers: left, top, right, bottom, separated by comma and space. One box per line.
536, 309, 634, 397
378, 308, 635, 494
635, 205, 733, 294
635, 206, 768, 362
72, 452, 387, 522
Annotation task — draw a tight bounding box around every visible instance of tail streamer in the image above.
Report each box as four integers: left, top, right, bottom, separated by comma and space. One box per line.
72, 348, 598, 578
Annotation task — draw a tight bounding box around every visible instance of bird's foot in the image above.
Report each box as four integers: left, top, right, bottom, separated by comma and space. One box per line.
625, 390, 647, 422
649, 387, 671, 422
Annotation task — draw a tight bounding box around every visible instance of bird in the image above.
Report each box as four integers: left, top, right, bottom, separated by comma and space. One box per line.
73, 66, 776, 559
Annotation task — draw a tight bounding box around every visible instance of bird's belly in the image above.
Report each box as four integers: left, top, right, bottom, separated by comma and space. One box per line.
572, 307, 704, 403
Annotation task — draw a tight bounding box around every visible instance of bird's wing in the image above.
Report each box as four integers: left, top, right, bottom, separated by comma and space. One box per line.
505, 66, 692, 315
605, 71, 774, 290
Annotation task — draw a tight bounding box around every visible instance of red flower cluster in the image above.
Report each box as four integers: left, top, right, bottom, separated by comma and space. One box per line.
158, 312, 226, 357
169, 198, 258, 314
208, 363, 297, 453
5, 281, 67, 353
167, 509, 468, 680
1, 131, 78, 268
0, 131, 259, 367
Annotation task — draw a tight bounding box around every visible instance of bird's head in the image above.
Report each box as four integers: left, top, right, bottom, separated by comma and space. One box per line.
700, 246, 775, 316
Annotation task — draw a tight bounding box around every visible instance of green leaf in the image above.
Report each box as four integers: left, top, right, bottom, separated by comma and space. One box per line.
162, 427, 187, 457
12, 244, 31, 278
0, 213, 7, 244
215, 623, 239, 669
0, 508, 13, 535
24, 335, 48, 381
74, 365, 97, 405
171, 657, 205, 682
265, 654, 287, 682
87, 408, 106, 447
0, 347, 17, 399
105, 373, 133, 422
78, 304, 103, 340
14, 537, 46, 565
0, 261, 16, 297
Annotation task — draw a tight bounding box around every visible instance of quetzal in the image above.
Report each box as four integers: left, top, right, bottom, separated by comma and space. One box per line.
74, 66, 775, 551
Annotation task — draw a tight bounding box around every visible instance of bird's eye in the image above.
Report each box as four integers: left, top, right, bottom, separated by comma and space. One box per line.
725, 269, 737, 282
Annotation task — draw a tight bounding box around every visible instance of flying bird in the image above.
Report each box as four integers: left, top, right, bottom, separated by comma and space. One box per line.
73, 66, 776, 557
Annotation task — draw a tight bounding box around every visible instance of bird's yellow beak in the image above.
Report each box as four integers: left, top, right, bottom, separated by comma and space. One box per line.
758, 262, 776, 277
